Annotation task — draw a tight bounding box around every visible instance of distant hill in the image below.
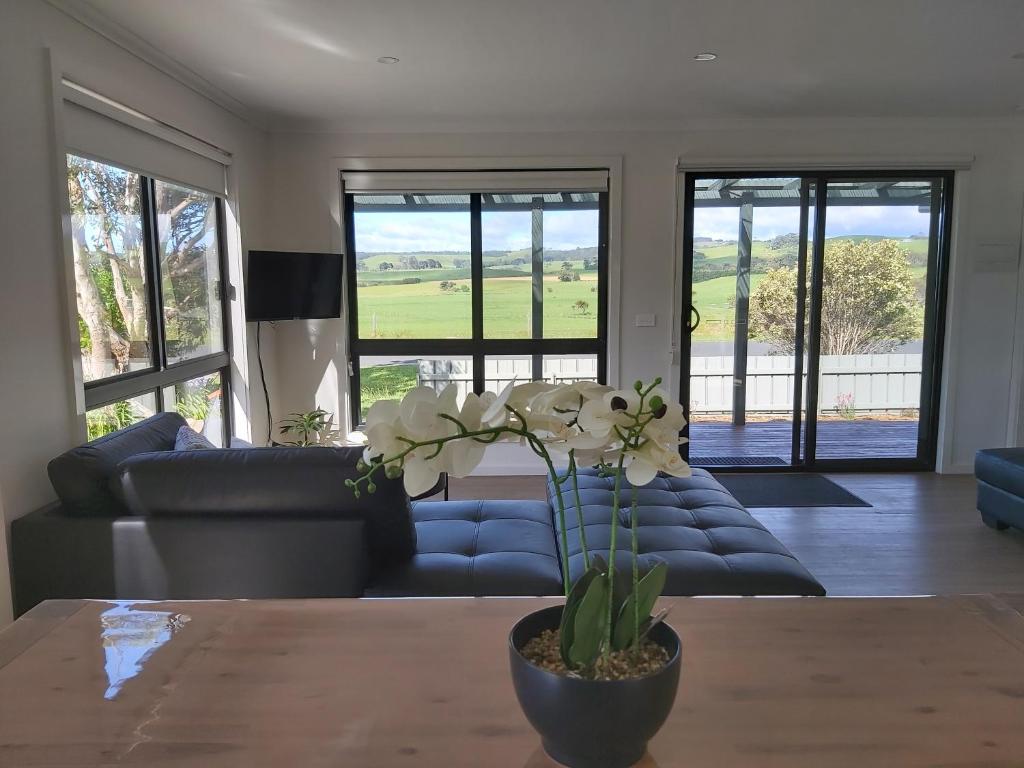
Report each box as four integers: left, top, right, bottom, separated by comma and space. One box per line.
356, 246, 599, 272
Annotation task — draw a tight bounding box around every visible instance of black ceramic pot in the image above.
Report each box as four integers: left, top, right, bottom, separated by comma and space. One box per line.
509, 605, 681, 768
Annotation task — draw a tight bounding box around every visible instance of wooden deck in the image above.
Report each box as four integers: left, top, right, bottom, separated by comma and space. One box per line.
687, 419, 919, 464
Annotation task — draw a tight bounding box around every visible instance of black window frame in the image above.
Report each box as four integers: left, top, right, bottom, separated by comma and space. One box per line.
69, 155, 234, 443
344, 189, 610, 426
679, 168, 954, 472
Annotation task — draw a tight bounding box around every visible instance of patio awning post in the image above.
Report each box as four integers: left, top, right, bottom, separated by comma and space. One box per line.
733, 201, 753, 426
532, 196, 544, 379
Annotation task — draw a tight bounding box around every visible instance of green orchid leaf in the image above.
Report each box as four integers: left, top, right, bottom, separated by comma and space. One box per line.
558, 563, 602, 664
638, 608, 671, 645
612, 561, 668, 650
568, 574, 609, 668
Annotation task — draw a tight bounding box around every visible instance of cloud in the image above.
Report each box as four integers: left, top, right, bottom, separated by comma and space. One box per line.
355, 212, 471, 253
356, 209, 599, 253
694, 204, 931, 241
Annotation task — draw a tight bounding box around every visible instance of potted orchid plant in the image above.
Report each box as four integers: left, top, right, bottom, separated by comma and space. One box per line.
347, 377, 689, 768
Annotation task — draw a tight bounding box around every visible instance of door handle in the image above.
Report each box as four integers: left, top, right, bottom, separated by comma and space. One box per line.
688, 305, 701, 332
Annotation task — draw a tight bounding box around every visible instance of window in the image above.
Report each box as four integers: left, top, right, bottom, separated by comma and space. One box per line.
345, 177, 608, 424
67, 154, 231, 442
680, 171, 953, 470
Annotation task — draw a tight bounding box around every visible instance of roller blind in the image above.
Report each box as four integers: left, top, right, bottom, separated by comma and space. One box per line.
341, 169, 609, 194
61, 81, 229, 196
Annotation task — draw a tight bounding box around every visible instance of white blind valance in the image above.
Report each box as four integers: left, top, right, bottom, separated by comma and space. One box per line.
62, 81, 229, 196
341, 169, 608, 194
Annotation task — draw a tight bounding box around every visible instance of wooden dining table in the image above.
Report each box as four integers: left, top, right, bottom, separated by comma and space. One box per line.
1, 594, 1023, 767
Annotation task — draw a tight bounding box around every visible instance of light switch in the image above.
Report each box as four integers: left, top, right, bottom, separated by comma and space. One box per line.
635, 313, 656, 327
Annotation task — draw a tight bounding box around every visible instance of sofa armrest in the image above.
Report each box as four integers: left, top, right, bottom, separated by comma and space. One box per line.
10, 504, 116, 617
117, 447, 416, 565
10, 504, 369, 616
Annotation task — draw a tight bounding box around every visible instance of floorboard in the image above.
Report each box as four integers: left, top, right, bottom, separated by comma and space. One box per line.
445, 472, 1024, 596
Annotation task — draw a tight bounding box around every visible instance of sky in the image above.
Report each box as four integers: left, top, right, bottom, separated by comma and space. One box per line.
354, 210, 600, 253
694, 205, 932, 241
354, 204, 932, 254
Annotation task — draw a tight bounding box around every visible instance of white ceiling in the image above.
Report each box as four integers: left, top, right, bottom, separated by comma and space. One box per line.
78, 0, 1024, 131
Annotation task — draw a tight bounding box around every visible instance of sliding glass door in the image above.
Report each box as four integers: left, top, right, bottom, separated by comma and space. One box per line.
680, 171, 952, 470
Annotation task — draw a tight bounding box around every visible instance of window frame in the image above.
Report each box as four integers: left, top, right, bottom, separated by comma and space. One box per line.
344, 190, 610, 426
69, 156, 233, 442
677, 168, 954, 472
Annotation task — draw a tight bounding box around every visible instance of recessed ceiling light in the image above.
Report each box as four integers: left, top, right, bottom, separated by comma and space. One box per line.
377, 56, 400, 64
694, 52, 717, 62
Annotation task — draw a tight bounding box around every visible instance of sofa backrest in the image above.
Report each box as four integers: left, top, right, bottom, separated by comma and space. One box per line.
116, 446, 417, 565
48, 412, 185, 516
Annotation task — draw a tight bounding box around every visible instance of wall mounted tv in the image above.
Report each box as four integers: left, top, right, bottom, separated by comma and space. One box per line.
246, 250, 343, 321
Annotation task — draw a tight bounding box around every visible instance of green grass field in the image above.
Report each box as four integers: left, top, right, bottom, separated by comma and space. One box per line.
354, 237, 930, 343
358, 274, 599, 339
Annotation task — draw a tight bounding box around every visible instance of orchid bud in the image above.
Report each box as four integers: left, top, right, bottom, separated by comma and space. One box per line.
366, 481, 377, 494
633, 380, 643, 392
385, 464, 402, 480
356, 458, 368, 472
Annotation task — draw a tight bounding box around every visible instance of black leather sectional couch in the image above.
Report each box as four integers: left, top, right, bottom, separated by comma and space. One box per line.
10, 413, 824, 616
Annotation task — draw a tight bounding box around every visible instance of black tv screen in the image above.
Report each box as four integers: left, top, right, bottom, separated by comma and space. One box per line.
246, 250, 343, 321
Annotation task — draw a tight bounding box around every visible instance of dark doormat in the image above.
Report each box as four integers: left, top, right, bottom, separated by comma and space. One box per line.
714, 473, 871, 508
691, 456, 787, 466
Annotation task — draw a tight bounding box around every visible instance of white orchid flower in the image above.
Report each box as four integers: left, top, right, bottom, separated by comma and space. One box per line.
624, 439, 692, 485
481, 380, 519, 426
437, 392, 489, 477
530, 381, 611, 416
544, 428, 613, 458
577, 389, 640, 439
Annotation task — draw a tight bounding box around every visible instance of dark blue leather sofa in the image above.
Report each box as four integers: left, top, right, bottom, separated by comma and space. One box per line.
976, 448, 1024, 531
10, 413, 824, 616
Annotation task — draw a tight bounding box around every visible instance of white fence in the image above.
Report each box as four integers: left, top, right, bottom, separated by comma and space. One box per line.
690, 353, 922, 415
417, 356, 598, 401
413, 354, 918, 415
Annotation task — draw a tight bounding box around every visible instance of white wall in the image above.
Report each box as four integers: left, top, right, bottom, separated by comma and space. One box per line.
263, 119, 1024, 474
0, 0, 270, 625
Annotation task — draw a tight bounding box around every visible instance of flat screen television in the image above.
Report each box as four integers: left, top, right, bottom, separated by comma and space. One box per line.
246, 250, 343, 321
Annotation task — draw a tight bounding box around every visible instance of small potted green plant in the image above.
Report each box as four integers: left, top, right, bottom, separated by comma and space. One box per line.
278, 407, 342, 447
348, 378, 689, 768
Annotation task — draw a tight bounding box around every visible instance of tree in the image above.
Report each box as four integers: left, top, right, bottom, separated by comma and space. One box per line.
573, 300, 589, 314
378, 262, 393, 271
749, 239, 920, 356
767, 233, 799, 251
69, 157, 226, 378
558, 261, 577, 283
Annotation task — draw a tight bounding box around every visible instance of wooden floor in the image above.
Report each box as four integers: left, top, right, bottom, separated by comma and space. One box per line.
688, 420, 920, 464
447, 472, 1024, 596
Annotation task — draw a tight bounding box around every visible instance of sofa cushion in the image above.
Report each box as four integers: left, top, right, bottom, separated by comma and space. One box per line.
116, 446, 416, 566
365, 500, 563, 596
976, 448, 1024, 500
174, 425, 216, 451
547, 468, 825, 596
48, 412, 186, 515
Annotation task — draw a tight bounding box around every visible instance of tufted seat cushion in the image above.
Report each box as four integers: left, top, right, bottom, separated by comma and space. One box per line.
365, 500, 563, 596
547, 468, 825, 596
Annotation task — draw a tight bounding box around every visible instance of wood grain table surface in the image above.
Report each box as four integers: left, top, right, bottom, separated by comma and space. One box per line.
1, 595, 1024, 767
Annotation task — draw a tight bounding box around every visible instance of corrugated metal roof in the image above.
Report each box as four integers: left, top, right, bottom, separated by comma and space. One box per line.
352, 192, 599, 211
694, 178, 934, 206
